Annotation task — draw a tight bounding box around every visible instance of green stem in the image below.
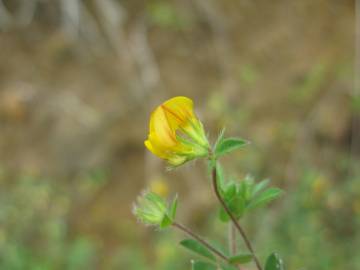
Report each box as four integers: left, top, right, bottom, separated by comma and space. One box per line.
172, 221, 229, 263
211, 165, 263, 270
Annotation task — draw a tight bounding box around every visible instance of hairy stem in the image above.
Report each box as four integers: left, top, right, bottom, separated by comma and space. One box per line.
172, 221, 229, 262
211, 166, 263, 270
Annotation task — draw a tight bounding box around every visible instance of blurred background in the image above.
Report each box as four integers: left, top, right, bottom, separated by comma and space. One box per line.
0, 0, 359, 269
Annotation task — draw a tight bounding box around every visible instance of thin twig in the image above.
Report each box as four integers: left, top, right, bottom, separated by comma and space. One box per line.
350, 0, 360, 177
211, 166, 263, 270
229, 223, 244, 270
172, 222, 229, 263
229, 223, 237, 255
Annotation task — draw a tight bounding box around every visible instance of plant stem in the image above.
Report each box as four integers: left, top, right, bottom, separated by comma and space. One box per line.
211, 166, 263, 270
229, 223, 237, 255
172, 221, 229, 263
229, 223, 244, 270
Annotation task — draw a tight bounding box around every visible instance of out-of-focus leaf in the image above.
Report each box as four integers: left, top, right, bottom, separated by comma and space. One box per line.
229, 196, 245, 218
228, 253, 253, 264
219, 207, 230, 222
219, 195, 245, 222
265, 253, 284, 270
191, 260, 217, 270
180, 239, 216, 262
214, 128, 226, 151
239, 64, 259, 86
169, 195, 178, 220
291, 63, 327, 103
351, 96, 360, 112
148, 2, 187, 29
238, 179, 253, 201
160, 214, 172, 229
252, 179, 270, 197
221, 264, 238, 270
224, 182, 236, 201
247, 188, 283, 210
215, 137, 249, 158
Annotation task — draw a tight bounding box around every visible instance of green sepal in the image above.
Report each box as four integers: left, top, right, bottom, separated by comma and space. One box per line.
133, 191, 178, 229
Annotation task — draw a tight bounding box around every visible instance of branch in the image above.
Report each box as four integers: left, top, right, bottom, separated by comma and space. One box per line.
211, 166, 263, 270
172, 221, 229, 263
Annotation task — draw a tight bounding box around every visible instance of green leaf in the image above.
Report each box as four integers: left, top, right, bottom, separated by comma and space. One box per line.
247, 188, 283, 210
238, 179, 252, 201
145, 192, 166, 210
229, 253, 253, 264
214, 128, 226, 150
224, 182, 237, 201
221, 264, 238, 270
180, 239, 216, 262
160, 214, 172, 228
219, 207, 230, 222
229, 196, 245, 218
219, 195, 245, 222
191, 260, 217, 270
265, 253, 284, 270
215, 137, 249, 158
169, 195, 178, 220
252, 179, 270, 197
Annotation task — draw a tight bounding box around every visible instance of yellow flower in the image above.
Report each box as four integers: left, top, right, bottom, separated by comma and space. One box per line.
145, 96, 209, 166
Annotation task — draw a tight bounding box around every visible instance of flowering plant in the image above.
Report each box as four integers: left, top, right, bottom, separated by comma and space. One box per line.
134, 96, 284, 270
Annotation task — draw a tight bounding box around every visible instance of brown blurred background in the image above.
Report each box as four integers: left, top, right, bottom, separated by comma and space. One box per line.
0, 0, 359, 269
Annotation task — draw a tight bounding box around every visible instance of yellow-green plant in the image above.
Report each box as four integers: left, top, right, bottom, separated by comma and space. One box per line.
134, 96, 284, 270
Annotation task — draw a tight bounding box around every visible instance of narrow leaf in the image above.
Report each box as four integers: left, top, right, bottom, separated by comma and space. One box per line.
229, 253, 253, 264
247, 188, 283, 210
252, 179, 270, 197
214, 128, 226, 150
169, 195, 178, 220
265, 253, 284, 270
180, 239, 216, 262
192, 260, 217, 270
215, 137, 249, 158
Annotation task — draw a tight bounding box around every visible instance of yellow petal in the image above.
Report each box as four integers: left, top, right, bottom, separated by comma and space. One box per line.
149, 106, 177, 147
144, 139, 168, 159
161, 96, 195, 130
